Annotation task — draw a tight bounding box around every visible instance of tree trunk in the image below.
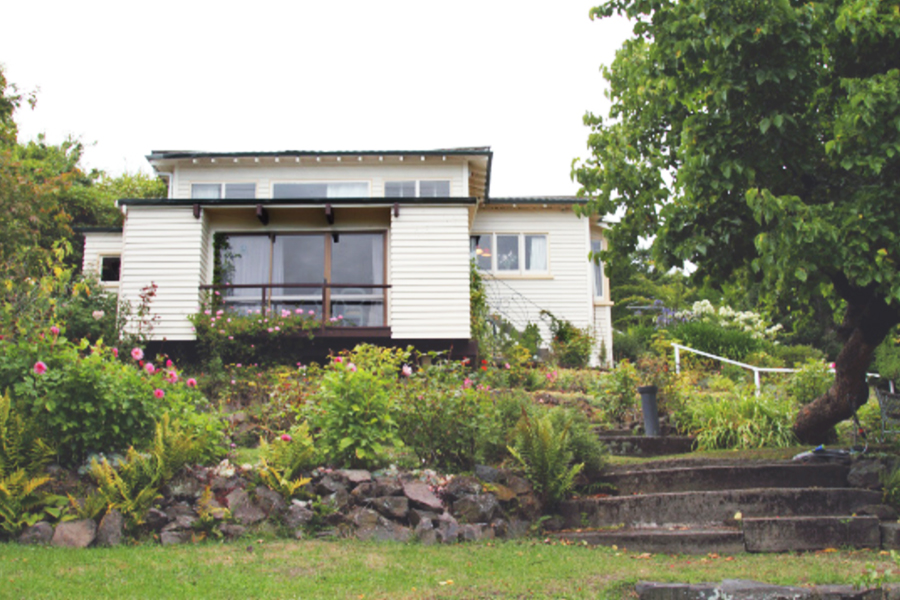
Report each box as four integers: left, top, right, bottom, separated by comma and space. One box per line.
793, 285, 899, 444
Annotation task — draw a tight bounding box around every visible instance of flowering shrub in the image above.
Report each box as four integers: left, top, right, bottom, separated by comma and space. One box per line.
786, 359, 833, 405
592, 360, 640, 424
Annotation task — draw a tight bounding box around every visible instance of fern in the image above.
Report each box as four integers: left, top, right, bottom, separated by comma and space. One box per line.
88, 453, 162, 528
508, 410, 584, 507
258, 460, 312, 501
259, 422, 316, 481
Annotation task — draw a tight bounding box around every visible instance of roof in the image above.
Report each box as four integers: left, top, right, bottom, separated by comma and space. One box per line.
486, 196, 587, 205
118, 197, 477, 207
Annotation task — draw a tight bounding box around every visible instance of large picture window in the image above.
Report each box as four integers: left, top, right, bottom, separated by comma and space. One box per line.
272, 182, 369, 198
385, 180, 450, 197
470, 233, 548, 275
218, 232, 385, 326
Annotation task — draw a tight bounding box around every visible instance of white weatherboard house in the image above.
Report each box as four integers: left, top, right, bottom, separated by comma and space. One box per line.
82, 148, 613, 363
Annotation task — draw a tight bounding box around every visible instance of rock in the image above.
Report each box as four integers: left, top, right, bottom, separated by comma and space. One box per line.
415, 520, 437, 546
160, 530, 192, 545
374, 477, 403, 497
167, 472, 204, 500
857, 504, 899, 521
338, 470, 372, 485
849, 460, 885, 490
444, 476, 482, 501
350, 482, 376, 503
96, 510, 125, 547
19, 522, 54, 545
166, 501, 196, 519
409, 508, 439, 527
436, 513, 460, 544
371, 496, 409, 520
255, 486, 286, 517
52, 519, 97, 548
504, 475, 533, 495
490, 518, 509, 538
453, 494, 499, 523
505, 518, 531, 539
491, 484, 517, 502
475, 465, 500, 483
402, 481, 444, 511
349, 508, 380, 529
357, 517, 412, 542
219, 523, 247, 539
542, 515, 564, 532
161, 515, 197, 532
226, 489, 266, 525
285, 504, 315, 530
145, 508, 170, 531
460, 523, 494, 542
324, 488, 350, 512
316, 476, 347, 496
515, 493, 543, 521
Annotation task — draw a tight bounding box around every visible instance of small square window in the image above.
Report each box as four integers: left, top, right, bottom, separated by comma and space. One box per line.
419, 180, 450, 197
385, 181, 416, 197
101, 256, 121, 282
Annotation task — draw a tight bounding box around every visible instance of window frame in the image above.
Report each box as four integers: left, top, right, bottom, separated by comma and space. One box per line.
191, 182, 257, 199
384, 179, 451, 198
470, 232, 550, 276
590, 237, 605, 300
99, 255, 121, 284
271, 180, 372, 199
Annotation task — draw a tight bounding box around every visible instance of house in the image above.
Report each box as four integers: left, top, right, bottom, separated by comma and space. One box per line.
81, 148, 613, 364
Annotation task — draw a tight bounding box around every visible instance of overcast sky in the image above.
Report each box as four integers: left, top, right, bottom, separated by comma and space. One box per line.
1, 1, 633, 197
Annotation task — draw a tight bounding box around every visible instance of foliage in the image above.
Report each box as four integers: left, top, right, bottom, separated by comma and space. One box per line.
0, 390, 61, 537
546, 408, 607, 478
772, 344, 826, 368
470, 260, 495, 360
508, 409, 584, 507
613, 327, 650, 363
258, 421, 317, 481
306, 356, 401, 469
675, 387, 799, 450
882, 465, 900, 513
787, 360, 834, 406
594, 360, 640, 423
258, 462, 312, 502
668, 320, 766, 362
574, 0, 900, 439
875, 330, 900, 382
541, 310, 595, 369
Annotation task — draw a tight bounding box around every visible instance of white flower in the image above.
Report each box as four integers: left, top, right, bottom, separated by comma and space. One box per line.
91, 310, 105, 320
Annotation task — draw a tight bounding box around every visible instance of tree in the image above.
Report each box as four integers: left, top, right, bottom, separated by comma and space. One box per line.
574, 0, 900, 442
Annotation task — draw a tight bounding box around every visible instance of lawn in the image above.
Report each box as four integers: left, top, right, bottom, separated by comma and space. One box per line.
0, 539, 896, 599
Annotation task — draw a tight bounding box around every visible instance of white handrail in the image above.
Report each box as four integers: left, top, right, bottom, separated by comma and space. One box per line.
671, 343, 886, 397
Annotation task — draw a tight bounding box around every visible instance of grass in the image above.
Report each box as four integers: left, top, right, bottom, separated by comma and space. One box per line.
606, 446, 807, 468
0, 539, 897, 599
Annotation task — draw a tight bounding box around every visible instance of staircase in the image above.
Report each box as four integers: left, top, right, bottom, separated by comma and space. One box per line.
553, 457, 893, 554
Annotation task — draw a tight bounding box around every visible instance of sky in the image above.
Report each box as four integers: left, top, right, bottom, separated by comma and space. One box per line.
0, 1, 633, 197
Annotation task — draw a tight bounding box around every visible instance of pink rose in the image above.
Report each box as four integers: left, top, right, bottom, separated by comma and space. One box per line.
33, 361, 48, 375
131, 348, 144, 361
153, 388, 165, 399
348, 363, 357, 372
334, 357, 343, 363
111, 348, 118, 358
186, 378, 197, 388
401, 365, 413, 377
145, 363, 156, 374
166, 359, 174, 368
166, 371, 179, 384
280, 434, 292, 442
50, 325, 60, 336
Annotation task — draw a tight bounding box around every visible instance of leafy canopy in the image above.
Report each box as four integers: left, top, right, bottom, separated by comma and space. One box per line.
574, 0, 900, 314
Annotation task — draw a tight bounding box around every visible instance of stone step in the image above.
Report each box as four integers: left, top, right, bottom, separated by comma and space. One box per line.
742, 515, 881, 552
560, 487, 883, 529
601, 435, 696, 457
635, 580, 892, 600
597, 463, 850, 495
553, 526, 744, 555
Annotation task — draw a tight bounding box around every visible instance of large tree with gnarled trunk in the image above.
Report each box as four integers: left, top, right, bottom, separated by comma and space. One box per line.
574, 0, 900, 443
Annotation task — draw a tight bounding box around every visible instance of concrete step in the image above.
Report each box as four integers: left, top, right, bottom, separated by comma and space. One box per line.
635, 580, 892, 600
560, 487, 883, 529
742, 515, 881, 552
601, 435, 696, 457
598, 463, 850, 495
554, 526, 744, 555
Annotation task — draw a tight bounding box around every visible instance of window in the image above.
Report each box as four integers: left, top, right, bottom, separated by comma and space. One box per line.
272, 182, 369, 198
469, 234, 548, 275
385, 180, 450, 198
100, 256, 121, 282
191, 183, 256, 199
218, 232, 385, 326
591, 239, 604, 298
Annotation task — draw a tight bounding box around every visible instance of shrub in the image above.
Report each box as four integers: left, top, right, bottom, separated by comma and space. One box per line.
675, 387, 798, 450
668, 319, 764, 361
613, 328, 650, 362
772, 344, 826, 368
547, 408, 607, 478
307, 357, 401, 469
542, 311, 594, 369
594, 360, 640, 423
259, 421, 317, 480
508, 409, 584, 507
875, 331, 900, 382
786, 359, 833, 406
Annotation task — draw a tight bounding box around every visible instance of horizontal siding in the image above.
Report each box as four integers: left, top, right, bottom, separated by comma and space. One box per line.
120, 206, 205, 341
82, 233, 123, 275
473, 208, 593, 350
390, 205, 470, 339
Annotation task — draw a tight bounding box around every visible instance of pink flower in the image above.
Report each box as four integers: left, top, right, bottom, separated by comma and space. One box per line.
186, 378, 197, 388
153, 388, 165, 399
295, 309, 302, 314
504, 363, 511, 370
166, 359, 174, 368
166, 371, 179, 384
33, 361, 47, 375
281, 309, 291, 318
348, 363, 357, 372
334, 357, 343, 363
236, 363, 242, 368
463, 378, 473, 389
267, 328, 274, 333
231, 379, 236, 385
274, 326, 280, 331
280, 434, 292, 442
216, 310, 224, 316
131, 348, 144, 361
308, 310, 315, 315
228, 336, 234, 340
111, 348, 118, 358
50, 325, 60, 336
401, 365, 413, 377
337, 315, 343, 320
204, 310, 211, 316
145, 363, 156, 374
91, 310, 105, 320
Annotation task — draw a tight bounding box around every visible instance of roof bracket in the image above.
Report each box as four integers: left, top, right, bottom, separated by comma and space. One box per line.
256, 204, 269, 226
325, 204, 335, 225
192, 204, 201, 219
393, 202, 400, 218
332, 232, 340, 244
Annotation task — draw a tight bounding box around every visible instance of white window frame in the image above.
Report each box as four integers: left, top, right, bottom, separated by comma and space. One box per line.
191, 182, 257, 199
470, 233, 550, 276
272, 181, 371, 198
98, 254, 121, 286
590, 237, 605, 300
384, 179, 451, 198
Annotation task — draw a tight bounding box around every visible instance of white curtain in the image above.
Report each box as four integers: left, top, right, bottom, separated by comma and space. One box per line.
225, 236, 270, 302
527, 235, 548, 271
327, 182, 369, 197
